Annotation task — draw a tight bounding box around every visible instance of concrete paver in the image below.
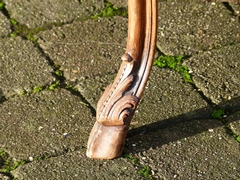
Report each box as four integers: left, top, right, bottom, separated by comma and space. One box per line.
12, 150, 141, 180
132, 67, 213, 127
0, 0, 240, 179
36, 17, 127, 80
0, 89, 94, 160
4, 0, 104, 28
36, 17, 128, 108
126, 119, 239, 179
184, 43, 240, 104
226, 111, 240, 135
157, 2, 240, 56
0, 12, 11, 37
0, 37, 54, 98
108, 0, 127, 8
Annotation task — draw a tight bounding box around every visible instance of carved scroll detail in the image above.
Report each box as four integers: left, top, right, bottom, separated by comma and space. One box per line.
97, 53, 139, 126
87, 0, 157, 159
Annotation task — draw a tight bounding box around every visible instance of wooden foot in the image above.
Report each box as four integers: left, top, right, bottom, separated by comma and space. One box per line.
87, 0, 158, 159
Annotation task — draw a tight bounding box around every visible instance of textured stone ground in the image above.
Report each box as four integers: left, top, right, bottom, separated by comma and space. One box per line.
0, 0, 239, 179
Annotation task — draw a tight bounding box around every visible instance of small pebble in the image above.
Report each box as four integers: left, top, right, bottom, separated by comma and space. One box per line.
208, 129, 214, 132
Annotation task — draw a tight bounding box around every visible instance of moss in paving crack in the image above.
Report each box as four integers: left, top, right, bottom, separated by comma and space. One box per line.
228, 125, 240, 143
9, 18, 63, 44
33, 86, 43, 93
154, 55, 193, 83
19, 91, 27, 96
233, 134, 240, 143
92, 2, 128, 19
9, 18, 44, 43
211, 109, 225, 119
138, 165, 153, 179
55, 69, 63, 77
3, 160, 26, 173
65, 84, 78, 92
0, 2, 5, 10
212, 109, 240, 143
10, 18, 18, 25
0, 149, 27, 174
123, 153, 154, 179
230, 130, 240, 144
49, 80, 60, 90
33, 155, 51, 161
123, 153, 139, 164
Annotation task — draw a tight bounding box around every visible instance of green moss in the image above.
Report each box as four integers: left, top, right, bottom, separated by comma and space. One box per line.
55, 69, 63, 76
19, 91, 27, 96
0, 2, 5, 10
233, 134, 240, 143
123, 153, 138, 164
3, 160, 26, 173
228, 124, 240, 143
33, 155, 51, 161
10, 33, 18, 37
0, 149, 6, 157
123, 153, 155, 179
33, 86, 43, 93
211, 109, 225, 119
65, 84, 78, 91
154, 55, 193, 83
9, 18, 63, 44
92, 2, 128, 19
10, 18, 18, 25
9, 18, 42, 43
0, 149, 27, 173
49, 80, 60, 90
138, 165, 153, 179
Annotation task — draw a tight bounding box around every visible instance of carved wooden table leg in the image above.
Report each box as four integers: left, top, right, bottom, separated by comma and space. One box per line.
86, 0, 157, 159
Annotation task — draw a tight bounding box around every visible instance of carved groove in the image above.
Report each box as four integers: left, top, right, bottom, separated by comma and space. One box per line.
97, 53, 138, 126
86, 0, 157, 159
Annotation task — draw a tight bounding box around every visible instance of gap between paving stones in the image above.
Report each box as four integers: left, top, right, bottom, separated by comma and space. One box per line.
0, 1, 129, 111
0, 3, 98, 113
0, 89, 97, 179
0, 3, 128, 178
222, 1, 240, 16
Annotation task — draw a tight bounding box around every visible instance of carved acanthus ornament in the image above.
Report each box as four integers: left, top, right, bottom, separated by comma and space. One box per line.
87, 0, 157, 159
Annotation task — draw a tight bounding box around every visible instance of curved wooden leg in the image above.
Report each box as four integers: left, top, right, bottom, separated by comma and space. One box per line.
86, 0, 158, 159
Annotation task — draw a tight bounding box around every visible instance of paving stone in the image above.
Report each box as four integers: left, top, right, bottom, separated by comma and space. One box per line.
0, 173, 10, 180
36, 16, 128, 98
108, 0, 128, 8
0, 37, 54, 97
11, 118, 240, 179
132, 67, 213, 127
226, 111, 240, 136
4, 0, 104, 28
184, 43, 240, 104
157, 1, 240, 56
0, 12, 11, 37
0, 89, 95, 160
126, 119, 240, 179
12, 149, 143, 180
